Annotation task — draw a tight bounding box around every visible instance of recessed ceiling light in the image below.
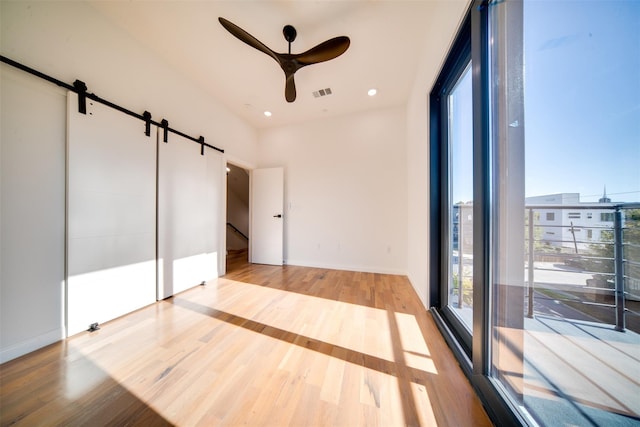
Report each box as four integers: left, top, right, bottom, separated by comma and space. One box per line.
367, 88, 377, 97
264, 111, 272, 117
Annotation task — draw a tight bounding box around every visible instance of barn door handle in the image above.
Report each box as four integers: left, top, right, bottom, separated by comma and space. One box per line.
273, 214, 282, 218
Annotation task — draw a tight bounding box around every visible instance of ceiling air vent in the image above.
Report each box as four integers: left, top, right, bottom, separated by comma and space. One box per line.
312, 88, 332, 98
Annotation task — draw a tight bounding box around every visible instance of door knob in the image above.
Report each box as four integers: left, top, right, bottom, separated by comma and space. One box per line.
273, 214, 282, 218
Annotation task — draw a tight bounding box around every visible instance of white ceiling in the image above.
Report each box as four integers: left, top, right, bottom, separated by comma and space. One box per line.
90, 1, 462, 129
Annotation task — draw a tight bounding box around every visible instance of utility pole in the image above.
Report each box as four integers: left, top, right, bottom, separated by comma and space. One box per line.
569, 221, 578, 254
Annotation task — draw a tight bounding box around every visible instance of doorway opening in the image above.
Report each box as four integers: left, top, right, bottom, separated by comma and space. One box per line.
226, 163, 249, 273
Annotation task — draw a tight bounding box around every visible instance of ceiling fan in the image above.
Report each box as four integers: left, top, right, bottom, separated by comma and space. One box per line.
218, 17, 350, 103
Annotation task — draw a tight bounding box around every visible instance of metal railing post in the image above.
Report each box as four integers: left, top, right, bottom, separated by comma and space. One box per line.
458, 205, 464, 308
614, 207, 625, 332
527, 208, 534, 318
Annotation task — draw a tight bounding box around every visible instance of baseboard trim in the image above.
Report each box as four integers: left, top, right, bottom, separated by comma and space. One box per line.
285, 259, 407, 276
0, 328, 63, 364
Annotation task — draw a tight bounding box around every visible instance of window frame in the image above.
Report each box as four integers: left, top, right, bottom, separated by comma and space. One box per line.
429, 1, 528, 425
429, 9, 473, 363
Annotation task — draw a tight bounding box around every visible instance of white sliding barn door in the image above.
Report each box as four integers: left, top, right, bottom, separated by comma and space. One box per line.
157, 134, 224, 299
251, 167, 284, 265
67, 93, 157, 336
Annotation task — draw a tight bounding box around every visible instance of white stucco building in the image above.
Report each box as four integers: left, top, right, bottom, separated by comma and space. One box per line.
525, 191, 615, 251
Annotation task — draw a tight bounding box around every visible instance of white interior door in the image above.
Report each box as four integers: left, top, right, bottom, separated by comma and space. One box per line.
251, 167, 284, 265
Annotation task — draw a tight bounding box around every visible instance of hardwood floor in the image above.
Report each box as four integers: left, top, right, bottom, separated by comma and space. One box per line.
1, 252, 491, 426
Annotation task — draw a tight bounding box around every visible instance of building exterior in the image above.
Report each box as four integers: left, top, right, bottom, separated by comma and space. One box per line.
452, 202, 473, 254
525, 191, 615, 252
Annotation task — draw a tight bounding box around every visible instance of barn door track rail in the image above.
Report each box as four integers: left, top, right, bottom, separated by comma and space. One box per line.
1, 55, 223, 154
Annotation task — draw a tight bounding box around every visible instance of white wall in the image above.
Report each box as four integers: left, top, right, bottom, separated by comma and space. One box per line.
0, 1, 257, 362
406, 1, 470, 307
0, 66, 67, 362
227, 189, 249, 250
258, 107, 407, 275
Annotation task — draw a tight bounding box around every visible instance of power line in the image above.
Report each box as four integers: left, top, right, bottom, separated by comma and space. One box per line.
581, 190, 640, 198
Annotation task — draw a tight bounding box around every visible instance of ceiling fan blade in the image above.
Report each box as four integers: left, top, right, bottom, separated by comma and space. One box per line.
285, 73, 297, 103
295, 36, 350, 65
218, 17, 280, 64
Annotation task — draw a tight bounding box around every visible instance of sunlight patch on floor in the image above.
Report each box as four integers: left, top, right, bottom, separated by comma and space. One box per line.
66, 275, 442, 425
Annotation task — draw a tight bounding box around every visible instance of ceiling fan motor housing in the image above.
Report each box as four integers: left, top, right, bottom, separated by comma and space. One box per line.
283, 25, 297, 43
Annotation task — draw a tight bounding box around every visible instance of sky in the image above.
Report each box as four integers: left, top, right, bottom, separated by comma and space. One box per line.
451, 0, 640, 204
524, 0, 639, 202
450, 64, 473, 205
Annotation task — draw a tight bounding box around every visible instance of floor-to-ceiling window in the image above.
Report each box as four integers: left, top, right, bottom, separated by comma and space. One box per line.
448, 63, 474, 334
489, 0, 640, 425
431, 1, 639, 425
430, 15, 474, 361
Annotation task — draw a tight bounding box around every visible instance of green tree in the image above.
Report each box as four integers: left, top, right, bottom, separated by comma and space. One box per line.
586, 209, 640, 292
624, 209, 640, 298
525, 211, 547, 261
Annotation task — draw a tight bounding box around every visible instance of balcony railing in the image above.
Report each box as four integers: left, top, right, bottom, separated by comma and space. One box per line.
449, 202, 640, 423
525, 202, 640, 332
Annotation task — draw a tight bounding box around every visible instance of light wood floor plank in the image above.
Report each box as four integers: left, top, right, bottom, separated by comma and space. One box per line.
0, 251, 491, 426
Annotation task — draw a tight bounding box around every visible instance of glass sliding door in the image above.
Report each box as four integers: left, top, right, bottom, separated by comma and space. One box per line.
488, 0, 640, 425
430, 0, 639, 425
487, 0, 526, 408
448, 64, 474, 334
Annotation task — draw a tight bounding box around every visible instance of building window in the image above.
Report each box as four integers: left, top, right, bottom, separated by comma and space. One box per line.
546, 212, 555, 221
587, 212, 593, 219
601, 212, 614, 222
587, 229, 593, 239
568, 212, 581, 219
